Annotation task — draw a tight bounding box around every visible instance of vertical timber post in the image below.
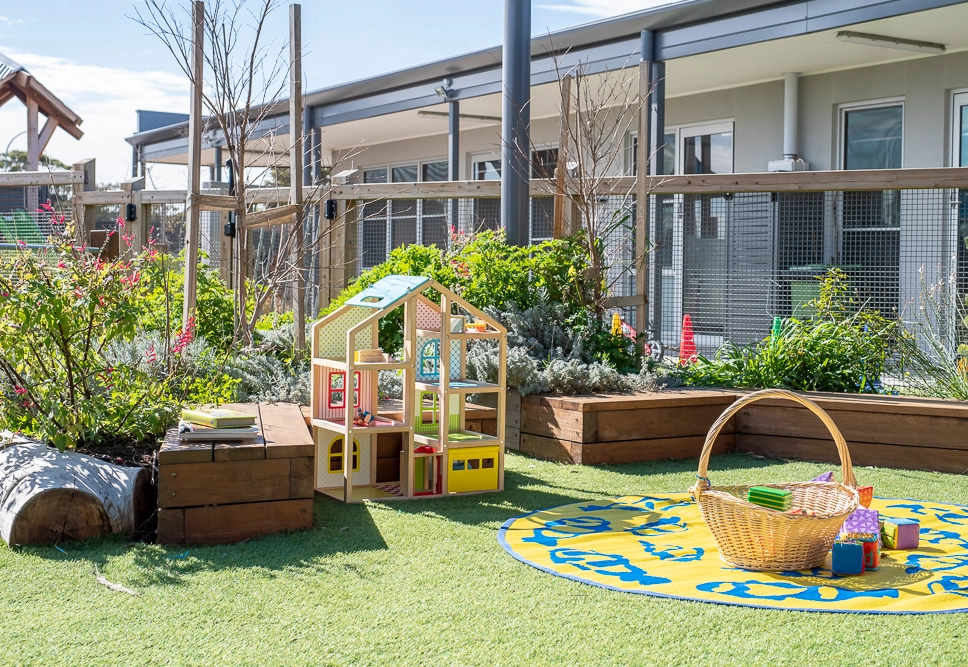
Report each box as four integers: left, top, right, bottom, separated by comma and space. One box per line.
182, 0, 205, 331
501, 0, 531, 247
71, 158, 95, 245
647, 58, 666, 338
636, 30, 653, 341
289, 3, 306, 356
25, 96, 39, 215
552, 73, 572, 239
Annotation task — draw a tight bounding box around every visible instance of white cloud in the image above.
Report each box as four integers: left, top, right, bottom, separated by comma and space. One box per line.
539, 0, 685, 18
0, 48, 188, 187
0, 16, 25, 26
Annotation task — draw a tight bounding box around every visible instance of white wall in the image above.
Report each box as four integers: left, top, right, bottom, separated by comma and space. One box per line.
335, 50, 968, 178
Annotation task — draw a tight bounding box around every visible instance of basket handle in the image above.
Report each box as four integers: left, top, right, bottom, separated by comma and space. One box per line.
695, 389, 857, 490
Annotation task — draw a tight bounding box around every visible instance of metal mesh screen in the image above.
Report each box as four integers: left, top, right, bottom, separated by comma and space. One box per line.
646, 188, 959, 356
354, 195, 567, 271
0, 184, 71, 263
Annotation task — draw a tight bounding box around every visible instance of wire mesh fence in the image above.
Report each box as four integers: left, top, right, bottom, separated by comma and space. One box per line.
355, 195, 562, 271
646, 187, 968, 357
0, 184, 73, 263
6, 171, 968, 366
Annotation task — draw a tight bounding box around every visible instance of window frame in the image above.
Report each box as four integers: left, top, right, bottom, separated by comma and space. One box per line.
357, 158, 450, 269
327, 371, 360, 410
951, 90, 968, 168
469, 146, 559, 240
328, 437, 360, 474
838, 98, 905, 171
419, 340, 440, 377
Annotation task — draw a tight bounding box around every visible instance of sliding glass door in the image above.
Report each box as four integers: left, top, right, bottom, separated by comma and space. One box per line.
676, 122, 733, 348
955, 93, 968, 321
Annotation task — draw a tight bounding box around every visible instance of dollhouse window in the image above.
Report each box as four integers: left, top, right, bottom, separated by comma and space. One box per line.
420, 340, 440, 376
418, 391, 438, 430
328, 371, 360, 409
328, 437, 360, 473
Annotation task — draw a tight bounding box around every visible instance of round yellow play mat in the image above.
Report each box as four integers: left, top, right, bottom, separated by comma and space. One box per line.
498, 493, 968, 614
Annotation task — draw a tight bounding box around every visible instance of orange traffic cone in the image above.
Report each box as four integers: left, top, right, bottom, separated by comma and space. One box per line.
679, 314, 697, 364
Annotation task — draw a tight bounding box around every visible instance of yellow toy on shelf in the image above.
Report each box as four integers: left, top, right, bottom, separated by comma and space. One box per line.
309, 275, 508, 503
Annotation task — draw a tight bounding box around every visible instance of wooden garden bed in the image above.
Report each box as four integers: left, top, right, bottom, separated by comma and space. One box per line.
520, 388, 968, 473
157, 403, 314, 544
735, 392, 968, 474
520, 389, 738, 465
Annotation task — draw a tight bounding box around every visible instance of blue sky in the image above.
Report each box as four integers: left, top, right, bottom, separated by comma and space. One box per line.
0, 0, 669, 185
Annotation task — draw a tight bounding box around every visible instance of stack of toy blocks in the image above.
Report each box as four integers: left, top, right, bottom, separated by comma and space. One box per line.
833, 507, 880, 575
747, 486, 793, 511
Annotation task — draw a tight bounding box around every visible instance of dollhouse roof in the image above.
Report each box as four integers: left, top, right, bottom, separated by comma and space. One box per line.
346, 275, 430, 309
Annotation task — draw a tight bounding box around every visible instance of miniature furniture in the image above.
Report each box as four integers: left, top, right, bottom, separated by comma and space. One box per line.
309, 275, 507, 502
156, 403, 314, 543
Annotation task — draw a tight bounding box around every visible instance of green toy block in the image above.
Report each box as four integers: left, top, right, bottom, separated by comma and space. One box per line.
747, 486, 793, 511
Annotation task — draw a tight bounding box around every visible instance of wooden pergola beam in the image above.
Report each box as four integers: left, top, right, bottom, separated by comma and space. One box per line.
14, 72, 83, 140
242, 204, 301, 230
37, 117, 58, 154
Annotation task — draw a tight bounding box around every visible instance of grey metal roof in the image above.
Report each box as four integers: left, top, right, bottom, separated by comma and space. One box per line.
0, 51, 25, 83
127, 0, 967, 148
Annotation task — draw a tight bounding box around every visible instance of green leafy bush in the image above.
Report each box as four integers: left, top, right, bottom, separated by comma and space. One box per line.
0, 224, 232, 450
678, 269, 900, 393
325, 230, 596, 352
135, 249, 237, 354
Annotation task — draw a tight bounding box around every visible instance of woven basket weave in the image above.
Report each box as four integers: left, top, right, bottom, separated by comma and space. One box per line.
691, 389, 860, 571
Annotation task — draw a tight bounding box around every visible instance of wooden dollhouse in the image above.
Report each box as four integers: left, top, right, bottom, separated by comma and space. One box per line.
309, 275, 507, 502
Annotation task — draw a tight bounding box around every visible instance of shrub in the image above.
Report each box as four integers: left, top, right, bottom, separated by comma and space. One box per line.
677, 269, 900, 393
135, 249, 237, 354
894, 265, 968, 399
325, 230, 596, 354
225, 352, 310, 405
0, 217, 231, 451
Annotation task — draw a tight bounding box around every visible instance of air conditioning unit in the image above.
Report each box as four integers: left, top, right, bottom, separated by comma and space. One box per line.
767, 157, 809, 172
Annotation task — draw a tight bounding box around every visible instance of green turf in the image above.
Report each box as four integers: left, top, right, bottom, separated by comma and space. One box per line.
1, 452, 966, 666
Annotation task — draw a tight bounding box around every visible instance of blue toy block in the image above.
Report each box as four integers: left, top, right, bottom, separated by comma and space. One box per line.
832, 540, 864, 575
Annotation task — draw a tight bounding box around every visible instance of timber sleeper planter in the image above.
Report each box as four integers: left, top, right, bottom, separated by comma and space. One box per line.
519, 388, 968, 474
520, 389, 739, 464
156, 402, 314, 544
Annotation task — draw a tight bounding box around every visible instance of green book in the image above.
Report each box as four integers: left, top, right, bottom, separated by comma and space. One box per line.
181, 407, 257, 428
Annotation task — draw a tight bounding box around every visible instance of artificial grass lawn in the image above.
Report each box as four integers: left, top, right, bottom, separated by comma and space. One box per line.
2, 452, 967, 666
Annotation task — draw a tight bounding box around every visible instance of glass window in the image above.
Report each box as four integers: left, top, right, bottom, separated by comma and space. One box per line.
391, 164, 418, 183
422, 161, 449, 182
630, 133, 675, 175
683, 131, 732, 176
363, 168, 387, 184
474, 159, 501, 181
843, 105, 902, 170
531, 149, 557, 179
960, 105, 968, 168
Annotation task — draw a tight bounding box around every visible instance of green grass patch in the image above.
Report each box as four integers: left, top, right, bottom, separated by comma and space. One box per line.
1, 452, 966, 666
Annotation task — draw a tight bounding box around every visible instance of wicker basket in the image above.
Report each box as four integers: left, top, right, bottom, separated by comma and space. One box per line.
690, 389, 860, 571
